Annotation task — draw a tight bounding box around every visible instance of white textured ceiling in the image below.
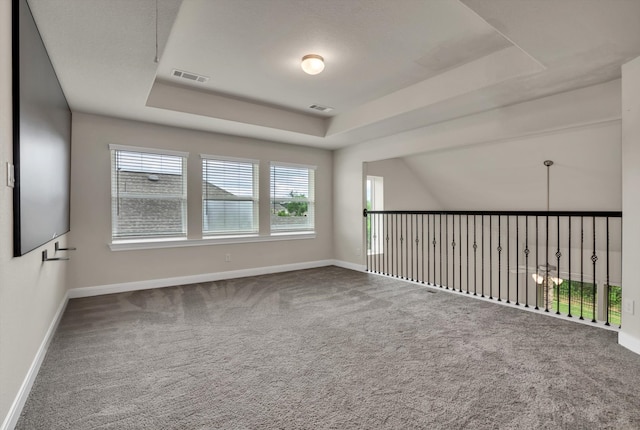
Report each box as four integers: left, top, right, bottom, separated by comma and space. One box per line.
26, 0, 640, 149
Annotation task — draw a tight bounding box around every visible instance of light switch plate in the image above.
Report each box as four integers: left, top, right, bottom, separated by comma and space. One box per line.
6, 162, 15, 188
623, 299, 635, 315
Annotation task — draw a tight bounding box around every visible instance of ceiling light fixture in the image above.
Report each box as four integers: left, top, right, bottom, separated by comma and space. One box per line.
301, 54, 325, 75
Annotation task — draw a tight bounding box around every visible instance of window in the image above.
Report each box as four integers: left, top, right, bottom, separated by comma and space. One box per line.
366, 176, 384, 254
270, 163, 315, 232
110, 145, 188, 240
202, 156, 259, 235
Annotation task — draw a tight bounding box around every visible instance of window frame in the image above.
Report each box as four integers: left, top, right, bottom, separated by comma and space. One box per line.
201, 154, 260, 237
366, 175, 384, 255
109, 144, 189, 241
270, 162, 316, 234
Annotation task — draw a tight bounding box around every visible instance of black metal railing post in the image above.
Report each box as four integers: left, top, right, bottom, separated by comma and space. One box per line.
524, 215, 529, 308
556, 215, 561, 315
466, 215, 470, 294
592, 217, 597, 323
568, 216, 572, 317
459, 214, 463, 293
498, 215, 502, 302
506, 215, 510, 304
473, 215, 477, 296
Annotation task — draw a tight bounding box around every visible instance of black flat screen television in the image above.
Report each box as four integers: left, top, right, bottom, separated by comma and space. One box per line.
12, 0, 72, 256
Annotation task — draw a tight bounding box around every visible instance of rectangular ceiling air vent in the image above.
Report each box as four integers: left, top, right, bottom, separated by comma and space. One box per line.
172, 69, 209, 83
309, 104, 334, 113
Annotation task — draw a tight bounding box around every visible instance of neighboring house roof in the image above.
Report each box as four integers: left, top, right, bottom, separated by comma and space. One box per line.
203, 181, 235, 199
116, 171, 183, 195
116, 170, 236, 199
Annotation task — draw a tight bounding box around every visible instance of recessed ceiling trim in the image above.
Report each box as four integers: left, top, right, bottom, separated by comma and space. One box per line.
146, 80, 327, 137
326, 45, 546, 137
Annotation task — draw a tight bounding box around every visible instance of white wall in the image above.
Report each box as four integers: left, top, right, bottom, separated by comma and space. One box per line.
0, 2, 70, 427
366, 158, 442, 210
621, 56, 640, 348
69, 113, 333, 290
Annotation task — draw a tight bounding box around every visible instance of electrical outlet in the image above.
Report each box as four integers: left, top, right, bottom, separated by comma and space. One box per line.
6, 162, 15, 188
623, 299, 635, 315
225, 253, 231, 263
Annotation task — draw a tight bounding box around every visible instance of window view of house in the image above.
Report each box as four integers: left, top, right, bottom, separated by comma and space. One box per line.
202, 157, 259, 235
270, 164, 315, 232
111, 148, 187, 239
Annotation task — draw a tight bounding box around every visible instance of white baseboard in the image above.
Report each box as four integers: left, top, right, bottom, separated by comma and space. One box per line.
68, 260, 352, 298
331, 259, 367, 272
619, 331, 640, 356
1, 292, 69, 430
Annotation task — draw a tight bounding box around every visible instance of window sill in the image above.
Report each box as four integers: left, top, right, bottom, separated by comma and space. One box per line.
109, 232, 316, 251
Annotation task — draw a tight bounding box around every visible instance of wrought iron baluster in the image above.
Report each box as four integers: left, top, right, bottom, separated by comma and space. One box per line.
535, 215, 539, 310
410, 214, 414, 281
567, 216, 572, 317
385, 214, 389, 276
376, 213, 380, 274
489, 215, 493, 300
545, 213, 549, 312
405, 214, 409, 280
373, 213, 378, 274
427, 214, 431, 284
411, 215, 420, 282
440, 214, 443, 288
482, 215, 485, 298
498, 215, 502, 302
366, 211, 370, 273
580, 216, 584, 320
556, 215, 561, 315
473, 215, 477, 296
606, 216, 610, 326
395, 214, 399, 278
400, 214, 405, 279
524, 215, 529, 308
506, 215, 510, 304
592, 216, 597, 323
459, 214, 463, 293
415, 215, 420, 282
433, 214, 437, 286
515, 216, 518, 305
466, 215, 470, 294
452, 215, 455, 291
376, 214, 382, 273
421, 214, 425, 284
446, 214, 449, 289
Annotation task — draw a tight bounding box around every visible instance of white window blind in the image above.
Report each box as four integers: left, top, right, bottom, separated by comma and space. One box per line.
111, 148, 187, 240
202, 156, 259, 235
270, 163, 315, 232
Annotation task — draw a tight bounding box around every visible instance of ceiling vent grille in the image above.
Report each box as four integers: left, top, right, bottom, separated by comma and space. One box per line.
309, 104, 333, 113
172, 69, 209, 83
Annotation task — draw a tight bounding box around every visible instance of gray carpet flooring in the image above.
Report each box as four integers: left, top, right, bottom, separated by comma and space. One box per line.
16, 266, 640, 429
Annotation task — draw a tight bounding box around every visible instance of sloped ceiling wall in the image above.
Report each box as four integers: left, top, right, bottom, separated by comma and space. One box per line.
366, 158, 443, 210
401, 121, 621, 211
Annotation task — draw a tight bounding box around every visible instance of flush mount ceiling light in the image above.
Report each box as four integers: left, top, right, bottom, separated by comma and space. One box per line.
301, 54, 325, 75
